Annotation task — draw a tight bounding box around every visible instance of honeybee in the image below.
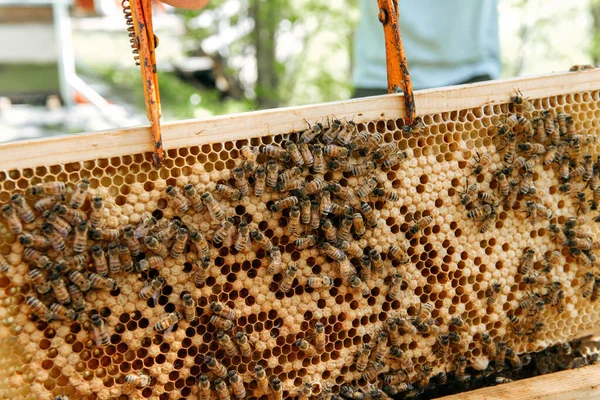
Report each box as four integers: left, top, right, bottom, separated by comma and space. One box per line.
198, 375, 212, 400
195, 257, 211, 286
216, 332, 239, 357
387, 273, 403, 300
359, 255, 372, 282
348, 275, 370, 296
136, 259, 150, 274
340, 385, 365, 400
567, 237, 592, 251
202, 192, 225, 221
251, 166, 266, 197
165, 186, 191, 213
306, 275, 334, 290
356, 177, 378, 199
286, 206, 301, 236
519, 293, 544, 316
296, 382, 314, 400
189, 229, 210, 258
294, 338, 317, 357
320, 242, 347, 263
234, 222, 250, 251
122, 225, 141, 256
360, 202, 377, 228
279, 264, 297, 293
106, 243, 121, 275
232, 167, 249, 196
169, 227, 188, 259
432, 333, 450, 361
226, 370, 246, 399
372, 187, 400, 202
582, 272, 596, 299
89, 245, 107, 276
485, 281, 501, 306
154, 311, 182, 333
365, 250, 382, 276
210, 315, 235, 331
88, 272, 118, 291
26, 296, 54, 322
253, 365, 270, 394
240, 145, 257, 173
356, 343, 371, 372
323, 144, 350, 158
261, 162, 277, 192
10, 193, 35, 223
591, 277, 600, 302
18, 232, 49, 251
296, 199, 310, 226
1, 204, 22, 235
505, 347, 522, 369
91, 314, 110, 346
501, 132, 517, 164
308, 200, 320, 230
373, 330, 388, 361
301, 121, 323, 143
403, 118, 425, 135
183, 184, 205, 212
250, 229, 273, 252
454, 355, 470, 382
44, 210, 72, 238
362, 360, 384, 382
67, 284, 86, 312
267, 247, 282, 275
294, 235, 317, 250
338, 240, 362, 259
317, 219, 336, 243
41, 223, 65, 252
350, 161, 377, 177
269, 378, 283, 400
88, 196, 104, 228
570, 64, 594, 72
154, 219, 180, 242
270, 196, 298, 212
322, 118, 343, 143
338, 257, 357, 281
574, 191, 589, 215
29, 268, 51, 294
510, 90, 532, 116
508, 314, 523, 336
144, 236, 168, 258
139, 276, 165, 300
68, 269, 91, 291
210, 301, 236, 320
125, 372, 151, 388
234, 331, 252, 358
389, 346, 414, 370
49, 303, 78, 321
409, 215, 433, 235
285, 140, 304, 167
480, 332, 496, 357
214, 379, 231, 400
34, 194, 63, 212
470, 152, 492, 176
205, 355, 228, 379
181, 293, 197, 323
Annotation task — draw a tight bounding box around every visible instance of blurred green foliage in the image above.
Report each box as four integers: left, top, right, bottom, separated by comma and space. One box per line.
96, 67, 253, 121
177, 0, 357, 109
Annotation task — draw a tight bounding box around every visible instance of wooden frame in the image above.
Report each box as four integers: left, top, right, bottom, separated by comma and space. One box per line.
1, 68, 600, 172
439, 363, 600, 400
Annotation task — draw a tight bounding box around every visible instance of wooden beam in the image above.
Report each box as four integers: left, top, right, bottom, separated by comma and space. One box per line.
438, 363, 600, 400
1, 69, 600, 172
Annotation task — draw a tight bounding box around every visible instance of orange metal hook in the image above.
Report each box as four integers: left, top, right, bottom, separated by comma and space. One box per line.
123, 0, 164, 168
377, 0, 416, 125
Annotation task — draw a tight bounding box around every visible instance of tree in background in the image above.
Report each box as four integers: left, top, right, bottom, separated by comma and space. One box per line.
179, 0, 356, 109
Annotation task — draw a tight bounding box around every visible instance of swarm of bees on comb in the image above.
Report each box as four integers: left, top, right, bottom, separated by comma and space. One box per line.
1, 89, 600, 400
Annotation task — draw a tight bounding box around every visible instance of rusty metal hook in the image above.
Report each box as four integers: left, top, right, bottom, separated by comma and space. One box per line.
377, 0, 416, 125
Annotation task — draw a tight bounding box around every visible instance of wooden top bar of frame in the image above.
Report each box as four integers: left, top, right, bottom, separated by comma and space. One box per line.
438, 363, 600, 400
1, 69, 599, 171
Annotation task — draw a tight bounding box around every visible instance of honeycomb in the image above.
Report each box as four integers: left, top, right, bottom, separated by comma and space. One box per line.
0, 83, 600, 400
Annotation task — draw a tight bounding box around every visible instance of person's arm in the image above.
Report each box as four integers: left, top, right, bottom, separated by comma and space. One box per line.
159, 0, 208, 9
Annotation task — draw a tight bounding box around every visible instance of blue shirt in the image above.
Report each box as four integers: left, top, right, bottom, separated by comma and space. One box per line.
353, 0, 501, 90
